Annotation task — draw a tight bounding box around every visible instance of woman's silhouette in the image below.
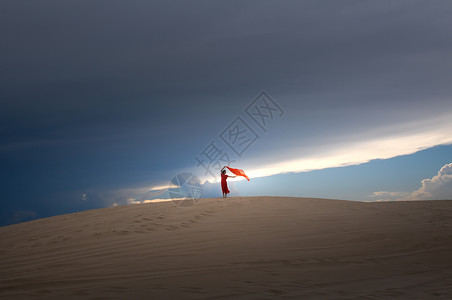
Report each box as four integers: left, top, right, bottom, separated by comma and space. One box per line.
221, 166, 236, 198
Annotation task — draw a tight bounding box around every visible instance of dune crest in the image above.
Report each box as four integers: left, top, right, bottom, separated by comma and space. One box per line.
1, 197, 452, 299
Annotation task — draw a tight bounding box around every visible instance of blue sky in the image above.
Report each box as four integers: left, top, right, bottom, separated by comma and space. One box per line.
234, 145, 452, 201
1, 1, 452, 226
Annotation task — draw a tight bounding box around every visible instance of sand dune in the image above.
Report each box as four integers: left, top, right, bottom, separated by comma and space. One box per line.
1, 197, 452, 299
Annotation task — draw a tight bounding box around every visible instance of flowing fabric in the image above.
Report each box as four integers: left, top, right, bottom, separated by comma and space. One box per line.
226, 166, 250, 181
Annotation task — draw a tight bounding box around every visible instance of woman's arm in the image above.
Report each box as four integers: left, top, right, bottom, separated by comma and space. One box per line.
221, 166, 226, 171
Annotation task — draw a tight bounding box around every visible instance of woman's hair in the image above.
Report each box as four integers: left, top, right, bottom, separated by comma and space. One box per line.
222, 169, 226, 174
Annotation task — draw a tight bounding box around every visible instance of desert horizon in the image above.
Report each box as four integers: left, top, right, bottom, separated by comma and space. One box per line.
2, 196, 452, 299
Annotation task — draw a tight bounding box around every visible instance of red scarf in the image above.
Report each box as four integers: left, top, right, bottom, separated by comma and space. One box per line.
226, 166, 250, 181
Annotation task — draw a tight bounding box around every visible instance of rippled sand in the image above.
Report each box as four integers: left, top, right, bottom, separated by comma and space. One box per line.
1, 197, 452, 299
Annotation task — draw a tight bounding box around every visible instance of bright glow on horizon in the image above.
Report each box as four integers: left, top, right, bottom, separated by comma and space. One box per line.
131, 198, 177, 204
201, 114, 452, 183
149, 183, 179, 191
248, 129, 452, 180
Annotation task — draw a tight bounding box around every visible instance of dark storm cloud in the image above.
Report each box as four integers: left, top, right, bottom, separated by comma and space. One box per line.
1, 0, 452, 225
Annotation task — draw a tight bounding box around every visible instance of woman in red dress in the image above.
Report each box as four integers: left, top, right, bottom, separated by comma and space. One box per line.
221, 166, 236, 198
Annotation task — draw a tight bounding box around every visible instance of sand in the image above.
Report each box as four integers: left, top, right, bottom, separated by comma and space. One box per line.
1, 196, 452, 299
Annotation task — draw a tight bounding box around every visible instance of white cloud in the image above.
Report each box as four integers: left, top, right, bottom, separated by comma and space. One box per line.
371, 163, 452, 201
370, 191, 411, 202
408, 163, 452, 200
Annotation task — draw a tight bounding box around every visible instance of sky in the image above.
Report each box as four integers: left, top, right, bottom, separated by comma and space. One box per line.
1, 1, 452, 226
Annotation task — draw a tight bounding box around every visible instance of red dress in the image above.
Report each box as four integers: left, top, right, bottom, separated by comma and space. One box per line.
221, 173, 230, 194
